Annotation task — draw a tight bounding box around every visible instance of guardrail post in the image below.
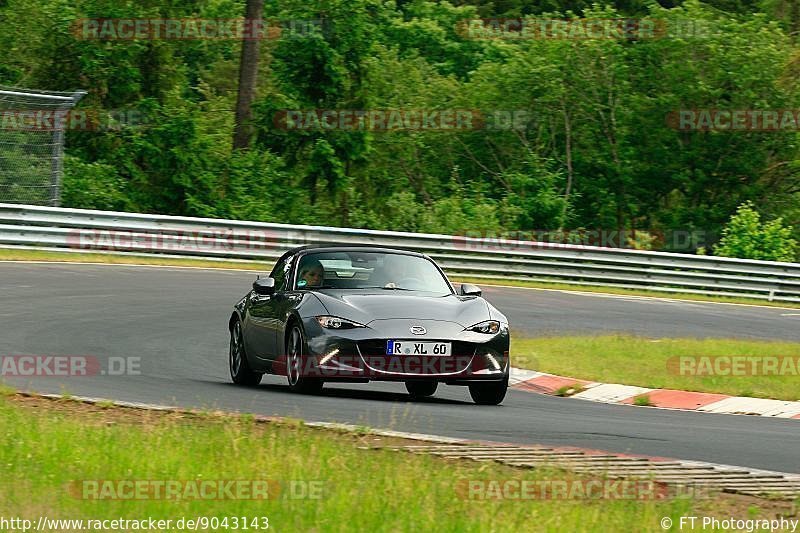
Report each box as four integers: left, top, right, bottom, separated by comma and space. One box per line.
50, 91, 88, 207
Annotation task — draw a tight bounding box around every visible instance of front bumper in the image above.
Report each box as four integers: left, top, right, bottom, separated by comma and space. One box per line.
292, 317, 510, 382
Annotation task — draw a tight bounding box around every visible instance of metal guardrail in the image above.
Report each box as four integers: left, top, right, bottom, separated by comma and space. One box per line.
1, 203, 799, 302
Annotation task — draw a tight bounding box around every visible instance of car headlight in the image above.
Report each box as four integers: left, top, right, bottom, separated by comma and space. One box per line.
468, 320, 501, 334
315, 316, 366, 329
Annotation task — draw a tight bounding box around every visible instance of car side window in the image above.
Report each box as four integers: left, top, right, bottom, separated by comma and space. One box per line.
270, 256, 294, 292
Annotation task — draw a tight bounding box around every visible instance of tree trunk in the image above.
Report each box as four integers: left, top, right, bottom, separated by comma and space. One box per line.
233, 0, 264, 150
560, 96, 573, 230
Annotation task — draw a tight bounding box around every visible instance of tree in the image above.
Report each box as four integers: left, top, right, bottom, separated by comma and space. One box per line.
233, 0, 264, 150
714, 202, 798, 262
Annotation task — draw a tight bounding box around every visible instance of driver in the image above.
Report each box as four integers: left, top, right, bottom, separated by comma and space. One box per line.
297, 259, 324, 288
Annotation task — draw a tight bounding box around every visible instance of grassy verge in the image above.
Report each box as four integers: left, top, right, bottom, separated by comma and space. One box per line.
2, 394, 794, 532
3, 247, 798, 309
0, 247, 267, 271
512, 336, 800, 401
455, 276, 800, 310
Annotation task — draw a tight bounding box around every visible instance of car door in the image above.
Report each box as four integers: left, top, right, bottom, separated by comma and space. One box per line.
267, 287, 303, 360
244, 255, 294, 362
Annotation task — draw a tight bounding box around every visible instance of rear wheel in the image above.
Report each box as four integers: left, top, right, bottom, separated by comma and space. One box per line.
468, 376, 508, 405
405, 381, 438, 399
229, 320, 262, 386
286, 326, 324, 394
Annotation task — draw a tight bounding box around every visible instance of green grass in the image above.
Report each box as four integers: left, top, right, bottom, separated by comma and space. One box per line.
455, 276, 800, 309
3, 247, 798, 309
512, 335, 800, 401
0, 396, 705, 532
554, 384, 586, 397
633, 395, 655, 407
0, 247, 267, 271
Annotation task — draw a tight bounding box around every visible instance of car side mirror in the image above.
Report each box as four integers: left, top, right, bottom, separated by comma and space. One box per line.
459, 283, 482, 297
253, 277, 276, 295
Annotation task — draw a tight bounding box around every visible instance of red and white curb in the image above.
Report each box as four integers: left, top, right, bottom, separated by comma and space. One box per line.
509, 367, 800, 419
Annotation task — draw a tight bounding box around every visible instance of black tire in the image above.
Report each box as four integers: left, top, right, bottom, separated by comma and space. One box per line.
229, 319, 262, 386
286, 325, 324, 394
405, 381, 438, 398
468, 376, 508, 405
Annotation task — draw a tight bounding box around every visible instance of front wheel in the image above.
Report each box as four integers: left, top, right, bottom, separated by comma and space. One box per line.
286, 326, 324, 394
229, 319, 262, 386
405, 381, 438, 399
468, 376, 508, 405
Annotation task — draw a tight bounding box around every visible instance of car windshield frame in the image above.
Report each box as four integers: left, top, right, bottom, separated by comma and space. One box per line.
291, 250, 455, 295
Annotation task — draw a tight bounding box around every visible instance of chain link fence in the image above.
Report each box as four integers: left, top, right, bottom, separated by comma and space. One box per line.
0, 86, 86, 206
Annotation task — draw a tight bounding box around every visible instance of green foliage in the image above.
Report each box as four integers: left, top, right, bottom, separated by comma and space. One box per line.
0, 0, 799, 255
350, 187, 502, 234
61, 156, 129, 211
626, 231, 657, 251
714, 202, 798, 262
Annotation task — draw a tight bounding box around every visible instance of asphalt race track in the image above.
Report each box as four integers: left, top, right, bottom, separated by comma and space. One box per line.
1, 262, 798, 473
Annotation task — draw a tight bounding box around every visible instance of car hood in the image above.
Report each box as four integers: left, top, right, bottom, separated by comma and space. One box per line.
310, 290, 490, 328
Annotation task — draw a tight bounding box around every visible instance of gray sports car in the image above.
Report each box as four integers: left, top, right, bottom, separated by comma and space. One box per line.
228, 246, 510, 404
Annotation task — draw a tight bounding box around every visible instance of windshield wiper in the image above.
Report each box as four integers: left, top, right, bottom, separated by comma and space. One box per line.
317, 285, 418, 291
309, 285, 423, 291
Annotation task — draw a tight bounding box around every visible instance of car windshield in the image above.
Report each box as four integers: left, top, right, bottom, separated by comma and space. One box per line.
294, 251, 452, 294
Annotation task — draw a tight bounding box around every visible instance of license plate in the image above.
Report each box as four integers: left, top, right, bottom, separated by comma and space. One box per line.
386, 340, 451, 356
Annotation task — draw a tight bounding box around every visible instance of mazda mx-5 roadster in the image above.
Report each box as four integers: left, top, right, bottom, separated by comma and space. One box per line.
228, 246, 510, 405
